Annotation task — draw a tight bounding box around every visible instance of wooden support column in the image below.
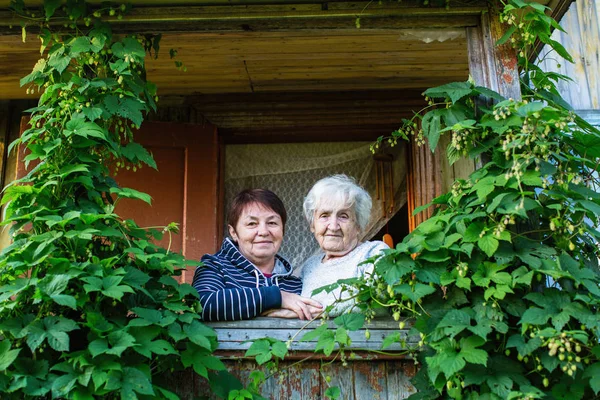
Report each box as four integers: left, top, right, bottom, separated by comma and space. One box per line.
407, 6, 522, 231
468, 7, 521, 100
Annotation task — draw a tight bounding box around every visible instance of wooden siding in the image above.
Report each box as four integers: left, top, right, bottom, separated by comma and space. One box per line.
172, 317, 419, 400
169, 359, 417, 400
537, 0, 600, 110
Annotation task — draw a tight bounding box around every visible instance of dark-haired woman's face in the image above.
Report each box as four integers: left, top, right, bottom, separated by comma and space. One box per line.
228, 203, 284, 270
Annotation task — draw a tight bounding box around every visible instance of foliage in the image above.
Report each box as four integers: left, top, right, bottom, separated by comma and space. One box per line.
364, 1, 600, 399
246, 1, 600, 399
0, 1, 226, 398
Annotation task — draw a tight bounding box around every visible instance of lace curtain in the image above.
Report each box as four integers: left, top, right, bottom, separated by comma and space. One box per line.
224, 142, 407, 266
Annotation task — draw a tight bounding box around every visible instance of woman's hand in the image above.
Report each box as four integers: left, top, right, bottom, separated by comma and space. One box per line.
263, 306, 323, 319
280, 291, 323, 320
262, 309, 298, 318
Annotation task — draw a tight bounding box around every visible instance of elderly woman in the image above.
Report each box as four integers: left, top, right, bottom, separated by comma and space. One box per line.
192, 189, 322, 321
298, 175, 389, 316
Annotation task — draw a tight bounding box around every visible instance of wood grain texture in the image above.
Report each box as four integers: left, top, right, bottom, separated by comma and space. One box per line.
0, 27, 469, 99
206, 317, 418, 352
537, 0, 600, 109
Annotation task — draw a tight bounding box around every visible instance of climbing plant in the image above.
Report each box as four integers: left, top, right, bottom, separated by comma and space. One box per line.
243, 1, 600, 399
0, 1, 227, 398
1, 0, 599, 399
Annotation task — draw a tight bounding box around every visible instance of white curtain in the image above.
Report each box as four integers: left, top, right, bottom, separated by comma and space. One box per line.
224, 142, 407, 266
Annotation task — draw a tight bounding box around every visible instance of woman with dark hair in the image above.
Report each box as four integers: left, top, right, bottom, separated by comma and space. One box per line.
192, 189, 322, 321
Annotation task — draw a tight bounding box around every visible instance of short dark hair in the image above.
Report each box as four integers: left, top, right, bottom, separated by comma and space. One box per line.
227, 189, 287, 231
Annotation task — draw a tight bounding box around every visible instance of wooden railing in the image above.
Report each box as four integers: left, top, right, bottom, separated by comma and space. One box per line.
172, 317, 419, 400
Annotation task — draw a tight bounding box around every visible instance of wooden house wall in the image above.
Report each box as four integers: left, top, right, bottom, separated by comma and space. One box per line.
537, 0, 600, 110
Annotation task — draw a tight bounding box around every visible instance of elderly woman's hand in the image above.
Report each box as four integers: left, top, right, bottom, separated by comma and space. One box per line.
280, 291, 322, 320
263, 306, 323, 319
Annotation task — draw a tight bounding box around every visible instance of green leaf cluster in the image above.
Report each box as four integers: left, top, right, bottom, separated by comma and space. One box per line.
0, 2, 230, 399
354, 1, 600, 398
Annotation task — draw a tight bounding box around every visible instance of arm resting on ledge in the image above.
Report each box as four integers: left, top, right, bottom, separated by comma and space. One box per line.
193, 263, 281, 321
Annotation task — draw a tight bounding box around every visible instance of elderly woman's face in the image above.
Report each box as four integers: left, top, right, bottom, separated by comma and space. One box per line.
229, 203, 284, 269
311, 201, 360, 260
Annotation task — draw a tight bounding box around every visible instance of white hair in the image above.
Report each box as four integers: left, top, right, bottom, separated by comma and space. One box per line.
303, 174, 372, 231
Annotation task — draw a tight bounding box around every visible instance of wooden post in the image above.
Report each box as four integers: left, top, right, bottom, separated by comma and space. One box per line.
407, 5, 523, 231
467, 5, 522, 100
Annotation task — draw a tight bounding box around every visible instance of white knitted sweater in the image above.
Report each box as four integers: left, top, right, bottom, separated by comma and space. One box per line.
297, 241, 389, 317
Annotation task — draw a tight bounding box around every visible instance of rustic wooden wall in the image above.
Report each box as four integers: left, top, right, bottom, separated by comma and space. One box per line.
186, 359, 417, 400
537, 0, 600, 110
168, 318, 419, 400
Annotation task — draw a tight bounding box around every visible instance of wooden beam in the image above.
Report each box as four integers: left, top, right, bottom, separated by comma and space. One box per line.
0, 1, 487, 34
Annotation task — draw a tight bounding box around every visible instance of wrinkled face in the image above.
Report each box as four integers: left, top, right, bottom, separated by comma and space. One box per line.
311, 200, 360, 260
229, 203, 284, 269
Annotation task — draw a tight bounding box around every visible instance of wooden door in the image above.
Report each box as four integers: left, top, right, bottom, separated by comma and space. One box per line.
13, 120, 221, 284
114, 121, 221, 284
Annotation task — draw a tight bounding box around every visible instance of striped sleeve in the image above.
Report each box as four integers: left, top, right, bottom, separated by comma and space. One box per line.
191, 261, 282, 321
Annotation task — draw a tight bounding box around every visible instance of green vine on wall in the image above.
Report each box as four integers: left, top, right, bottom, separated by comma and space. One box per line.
243, 1, 600, 399
0, 1, 228, 399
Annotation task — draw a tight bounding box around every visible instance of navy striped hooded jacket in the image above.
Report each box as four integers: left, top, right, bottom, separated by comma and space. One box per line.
192, 238, 303, 321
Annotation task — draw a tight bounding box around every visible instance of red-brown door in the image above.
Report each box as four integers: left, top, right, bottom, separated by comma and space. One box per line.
114, 121, 221, 284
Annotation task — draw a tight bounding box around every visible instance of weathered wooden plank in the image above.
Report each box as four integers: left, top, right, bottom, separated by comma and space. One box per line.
287, 360, 321, 399
386, 360, 418, 399
214, 330, 417, 351
205, 316, 408, 329
167, 369, 196, 400
353, 361, 388, 400
0, 0, 486, 34
321, 362, 355, 400
482, 9, 521, 100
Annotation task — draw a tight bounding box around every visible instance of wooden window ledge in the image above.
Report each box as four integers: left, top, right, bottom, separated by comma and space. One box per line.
205, 317, 417, 357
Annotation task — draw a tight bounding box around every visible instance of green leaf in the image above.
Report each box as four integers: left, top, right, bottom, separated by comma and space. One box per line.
422, 110, 442, 152
395, 283, 436, 303
48, 53, 70, 74
381, 333, 401, 350
478, 234, 499, 257
506, 334, 542, 356
521, 170, 542, 186
38, 274, 76, 309
333, 314, 364, 331
82, 107, 103, 121
463, 222, 484, 243
583, 363, 600, 394
520, 307, 551, 325
271, 341, 288, 359
0, 340, 20, 371
106, 331, 136, 357
300, 324, 328, 342
69, 37, 92, 55
121, 367, 154, 397
424, 81, 473, 103
460, 336, 488, 366
65, 117, 106, 140
110, 187, 152, 205
439, 348, 467, 378
122, 142, 157, 169
324, 386, 341, 399
245, 339, 271, 365
496, 25, 517, 45
183, 321, 213, 350
44, 0, 61, 19
316, 330, 336, 356
438, 309, 471, 338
